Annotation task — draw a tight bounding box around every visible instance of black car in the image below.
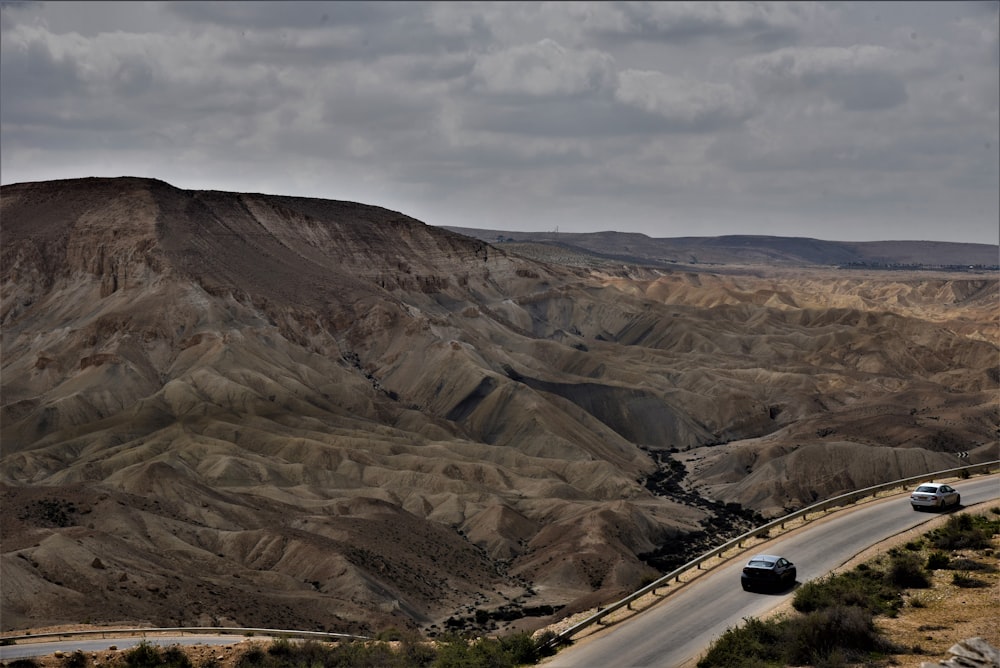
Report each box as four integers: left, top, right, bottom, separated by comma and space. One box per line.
741, 554, 796, 592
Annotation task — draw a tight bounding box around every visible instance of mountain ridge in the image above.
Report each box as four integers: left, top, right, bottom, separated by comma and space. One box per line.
2, 177, 996, 636
443, 226, 999, 270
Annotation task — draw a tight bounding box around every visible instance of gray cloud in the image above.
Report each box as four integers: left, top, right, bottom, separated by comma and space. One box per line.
470, 39, 617, 97
614, 70, 755, 127
564, 1, 808, 48
739, 45, 910, 110
164, 1, 406, 31
1, 1, 997, 244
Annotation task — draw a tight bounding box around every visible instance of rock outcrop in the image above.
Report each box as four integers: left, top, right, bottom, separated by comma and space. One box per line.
921, 638, 1000, 668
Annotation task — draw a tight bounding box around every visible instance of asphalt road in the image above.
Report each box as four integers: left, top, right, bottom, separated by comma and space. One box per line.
3, 476, 997, 665
542, 474, 999, 668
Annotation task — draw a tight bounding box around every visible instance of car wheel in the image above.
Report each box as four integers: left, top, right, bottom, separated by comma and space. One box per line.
741, 582, 751, 591
911, 505, 921, 511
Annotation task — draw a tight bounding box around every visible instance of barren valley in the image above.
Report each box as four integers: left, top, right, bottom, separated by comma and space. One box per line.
1, 177, 997, 637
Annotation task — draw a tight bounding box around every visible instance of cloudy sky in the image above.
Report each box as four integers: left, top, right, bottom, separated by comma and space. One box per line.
2, 1, 998, 244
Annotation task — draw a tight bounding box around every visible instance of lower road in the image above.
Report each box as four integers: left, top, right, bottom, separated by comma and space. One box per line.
3, 476, 997, 666
0, 634, 269, 661
543, 474, 999, 668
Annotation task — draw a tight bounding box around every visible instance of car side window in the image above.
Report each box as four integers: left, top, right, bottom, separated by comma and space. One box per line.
778, 558, 788, 567
941, 486, 952, 492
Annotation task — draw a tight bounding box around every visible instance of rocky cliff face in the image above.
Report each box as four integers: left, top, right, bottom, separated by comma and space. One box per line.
2, 177, 996, 635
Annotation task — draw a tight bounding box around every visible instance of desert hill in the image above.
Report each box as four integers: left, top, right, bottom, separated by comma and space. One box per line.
444, 226, 1000, 270
1, 177, 997, 636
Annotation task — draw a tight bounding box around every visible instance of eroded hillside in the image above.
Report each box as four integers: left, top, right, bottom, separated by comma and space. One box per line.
1, 177, 996, 635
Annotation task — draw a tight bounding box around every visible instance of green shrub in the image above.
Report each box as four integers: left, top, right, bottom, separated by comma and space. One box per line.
696, 616, 785, 667
793, 570, 901, 616
7, 660, 40, 668
265, 637, 293, 657
342, 641, 402, 667
161, 646, 194, 668
376, 628, 406, 642
930, 513, 995, 550
946, 557, 996, 572
951, 572, 989, 588
122, 641, 164, 668
498, 632, 545, 664
235, 645, 266, 668
121, 643, 192, 668
432, 634, 479, 668
468, 637, 519, 668
400, 635, 438, 667
229, 631, 549, 668
886, 552, 931, 589
781, 605, 898, 666
926, 551, 950, 570
531, 631, 557, 660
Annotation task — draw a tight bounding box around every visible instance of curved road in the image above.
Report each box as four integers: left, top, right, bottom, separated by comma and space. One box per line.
3, 477, 997, 665
544, 475, 999, 668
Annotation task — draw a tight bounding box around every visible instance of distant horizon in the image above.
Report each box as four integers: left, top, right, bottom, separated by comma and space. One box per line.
442, 224, 1000, 247
4, 173, 998, 248
2, 2, 996, 246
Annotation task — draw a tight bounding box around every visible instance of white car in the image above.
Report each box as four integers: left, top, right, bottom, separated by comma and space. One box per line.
910, 482, 961, 511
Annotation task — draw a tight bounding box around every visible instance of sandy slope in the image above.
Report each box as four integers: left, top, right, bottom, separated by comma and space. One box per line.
2, 177, 996, 635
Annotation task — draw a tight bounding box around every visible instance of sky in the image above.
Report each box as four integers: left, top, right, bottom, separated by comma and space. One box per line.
1, 1, 998, 244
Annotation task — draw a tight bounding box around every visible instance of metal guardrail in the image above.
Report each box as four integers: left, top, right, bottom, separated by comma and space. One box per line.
2, 463, 996, 652
1, 626, 371, 644
545, 460, 1000, 649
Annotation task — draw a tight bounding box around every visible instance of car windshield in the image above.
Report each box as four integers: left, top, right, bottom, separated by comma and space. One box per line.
748, 559, 775, 568
915, 486, 938, 493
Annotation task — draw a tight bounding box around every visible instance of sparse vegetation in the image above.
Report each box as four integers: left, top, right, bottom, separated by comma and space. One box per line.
791, 568, 903, 617
885, 551, 932, 589
224, 631, 554, 668
950, 572, 989, 588
61, 651, 89, 668
928, 512, 997, 550
698, 511, 999, 667
6, 660, 41, 668
121, 641, 193, 668
926, 551, 950, 570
